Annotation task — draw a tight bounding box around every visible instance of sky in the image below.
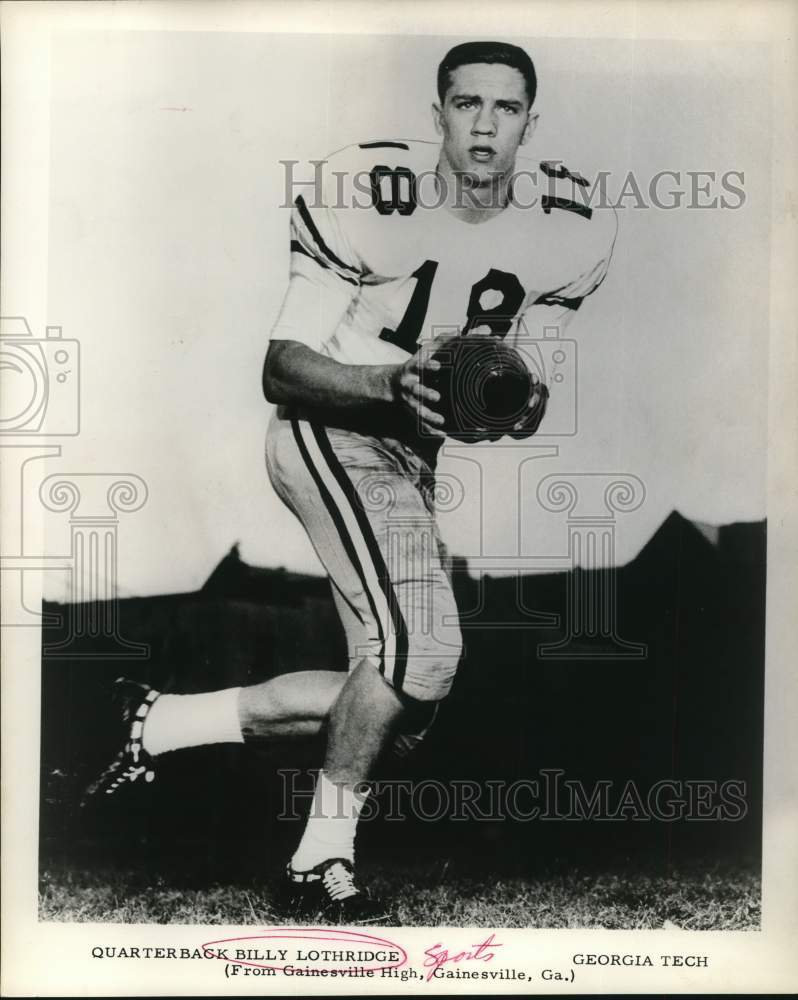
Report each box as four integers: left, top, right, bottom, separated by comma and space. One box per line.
40, 31, 770, 598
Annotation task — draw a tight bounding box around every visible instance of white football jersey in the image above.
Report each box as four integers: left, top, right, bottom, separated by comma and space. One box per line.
269, 140, 617, 369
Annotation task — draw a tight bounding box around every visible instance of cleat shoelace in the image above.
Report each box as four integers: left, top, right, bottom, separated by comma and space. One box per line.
322, 862, 360, 902
105, 761, 152, 792
81, 681, 160, 804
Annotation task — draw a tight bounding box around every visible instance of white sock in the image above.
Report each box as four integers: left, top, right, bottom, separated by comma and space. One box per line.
291, 771, 370, 871
141, 687, 243, 756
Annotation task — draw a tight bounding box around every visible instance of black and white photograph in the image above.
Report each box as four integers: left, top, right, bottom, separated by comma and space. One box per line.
1, 1, 796, 995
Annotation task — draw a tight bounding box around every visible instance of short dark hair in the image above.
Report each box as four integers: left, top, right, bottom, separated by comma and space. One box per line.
437, 41, 537, 106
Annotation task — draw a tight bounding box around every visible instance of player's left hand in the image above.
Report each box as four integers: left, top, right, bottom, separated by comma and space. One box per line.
463, 425, 504, 444
507, 377, 549, 439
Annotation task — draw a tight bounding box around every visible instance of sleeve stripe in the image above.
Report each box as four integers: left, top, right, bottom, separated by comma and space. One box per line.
541, 195, 593, 221
294, 196, 360, 275
533, 292, 583, 311
290, 240, 359, 287
359, 140, 410, 150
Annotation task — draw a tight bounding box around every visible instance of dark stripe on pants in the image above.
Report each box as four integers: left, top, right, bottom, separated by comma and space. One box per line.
310, 423, 410, 693
290, 418, 386, 675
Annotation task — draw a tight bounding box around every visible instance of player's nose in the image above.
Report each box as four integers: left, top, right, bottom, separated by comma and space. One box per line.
471, 108, 496, 135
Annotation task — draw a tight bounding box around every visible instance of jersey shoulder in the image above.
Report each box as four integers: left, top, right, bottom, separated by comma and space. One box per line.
515, 153, 618, 255
517, 153, 615, 217
319, 140, 439, 275
322, 139, 438, 219
294, 139, 436, 217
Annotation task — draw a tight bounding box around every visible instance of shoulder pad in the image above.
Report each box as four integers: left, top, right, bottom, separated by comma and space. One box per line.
320, 140, 438, 217
512, 155, 606, 224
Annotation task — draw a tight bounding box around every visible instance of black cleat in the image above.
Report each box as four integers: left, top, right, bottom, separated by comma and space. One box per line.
81, 677, 161, 804
280, 858, 392, 925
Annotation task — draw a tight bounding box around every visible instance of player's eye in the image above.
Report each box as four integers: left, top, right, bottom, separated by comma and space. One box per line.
456, 100, 477, 109
498, 104, 519, 114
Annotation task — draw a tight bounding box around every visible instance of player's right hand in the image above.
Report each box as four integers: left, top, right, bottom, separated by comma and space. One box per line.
390, 340, 447, 438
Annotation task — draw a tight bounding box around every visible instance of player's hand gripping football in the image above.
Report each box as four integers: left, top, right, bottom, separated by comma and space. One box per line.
391, 334, 549, 442
390, 339, 448, 438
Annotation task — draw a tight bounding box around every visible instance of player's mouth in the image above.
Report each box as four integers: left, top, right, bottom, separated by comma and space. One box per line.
469, 146, 496, 162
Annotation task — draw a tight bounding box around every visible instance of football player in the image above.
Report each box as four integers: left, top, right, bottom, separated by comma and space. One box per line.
86, 40, 617, 923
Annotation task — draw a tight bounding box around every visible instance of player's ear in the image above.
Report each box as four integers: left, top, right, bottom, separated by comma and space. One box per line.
520, 111, 539, 146
432, 102, 445, 136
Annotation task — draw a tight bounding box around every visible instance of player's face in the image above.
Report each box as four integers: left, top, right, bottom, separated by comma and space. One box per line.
433, 63, 536, 189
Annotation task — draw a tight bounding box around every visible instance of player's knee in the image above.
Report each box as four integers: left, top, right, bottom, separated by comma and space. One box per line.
400, 627, 463, 702
397, 691, 438, 731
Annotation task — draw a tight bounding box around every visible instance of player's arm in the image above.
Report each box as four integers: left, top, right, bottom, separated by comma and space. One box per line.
262, 195, 444, 433
263, 339, 446, 436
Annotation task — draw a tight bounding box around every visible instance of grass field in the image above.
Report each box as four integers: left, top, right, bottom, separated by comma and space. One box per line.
39, 858, 760, 929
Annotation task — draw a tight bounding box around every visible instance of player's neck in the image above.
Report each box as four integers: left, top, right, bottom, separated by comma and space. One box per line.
435, 157, 511, 225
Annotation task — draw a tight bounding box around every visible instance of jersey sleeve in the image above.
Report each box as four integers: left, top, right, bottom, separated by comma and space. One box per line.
508, 204, 617, 383
545, 201, 618, 303
511, 204, 618, 347
268, 193, 363, 353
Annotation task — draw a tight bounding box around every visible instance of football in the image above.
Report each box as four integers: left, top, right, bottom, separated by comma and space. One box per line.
425, 335, 535, 441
